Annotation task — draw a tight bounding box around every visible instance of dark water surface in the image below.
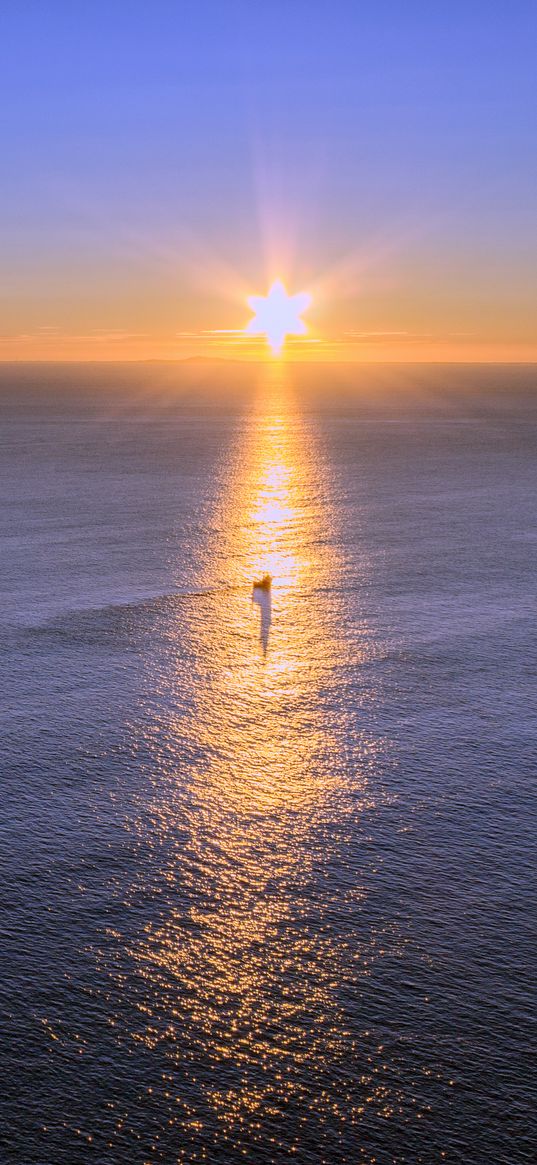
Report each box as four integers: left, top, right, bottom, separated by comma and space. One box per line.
1, 365, 536, 1164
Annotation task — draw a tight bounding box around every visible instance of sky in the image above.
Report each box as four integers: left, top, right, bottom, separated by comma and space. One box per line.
1, 0, 536, 361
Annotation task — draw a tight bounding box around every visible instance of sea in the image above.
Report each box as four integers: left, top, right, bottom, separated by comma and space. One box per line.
1, 362, 536, 1164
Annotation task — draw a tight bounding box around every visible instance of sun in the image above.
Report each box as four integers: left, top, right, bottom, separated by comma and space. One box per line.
245, 280, 311, 355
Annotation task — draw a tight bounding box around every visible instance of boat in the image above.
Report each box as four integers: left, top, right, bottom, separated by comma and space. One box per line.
252, 573, 272, 592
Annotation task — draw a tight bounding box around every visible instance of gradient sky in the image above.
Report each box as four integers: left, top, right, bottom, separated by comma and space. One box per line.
1, 1, 536, 360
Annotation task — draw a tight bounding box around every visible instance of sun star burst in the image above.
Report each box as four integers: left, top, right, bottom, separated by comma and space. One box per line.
245, 280, 311, 355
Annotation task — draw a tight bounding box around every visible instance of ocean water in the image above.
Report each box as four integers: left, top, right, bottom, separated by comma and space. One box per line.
1, 364, 536, 1164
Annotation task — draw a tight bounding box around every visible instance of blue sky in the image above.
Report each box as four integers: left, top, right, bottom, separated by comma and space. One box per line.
1, 1, 536, 358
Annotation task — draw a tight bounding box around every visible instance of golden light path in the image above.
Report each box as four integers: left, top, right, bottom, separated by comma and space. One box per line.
113, 364, 392, 1157
245, 280, 311, 355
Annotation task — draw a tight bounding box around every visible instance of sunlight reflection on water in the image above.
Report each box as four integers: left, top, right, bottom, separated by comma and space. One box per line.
117, 367, 389, 1156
